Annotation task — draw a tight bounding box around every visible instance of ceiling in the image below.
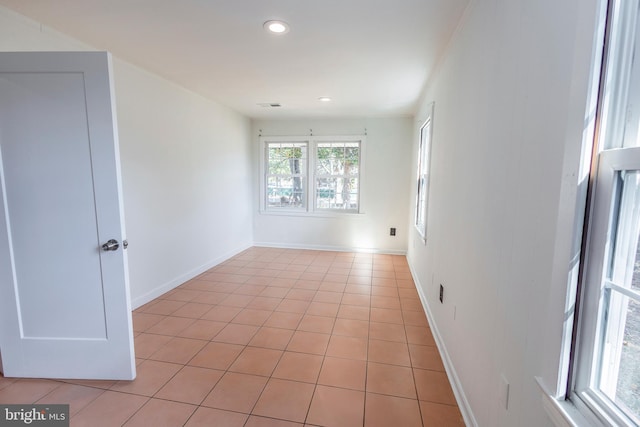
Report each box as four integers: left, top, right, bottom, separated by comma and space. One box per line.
0, 0, 469, 119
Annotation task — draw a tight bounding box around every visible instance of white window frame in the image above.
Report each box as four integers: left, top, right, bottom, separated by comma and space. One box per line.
571, 0, 640, 425
415, 103, 434, 241
259, 135, 365, 215
261, 137, 310, 213
574, 151, 640, 426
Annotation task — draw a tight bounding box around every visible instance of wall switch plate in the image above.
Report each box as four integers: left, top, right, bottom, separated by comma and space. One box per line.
390, 227, 396, 236
439, 284, 444, 303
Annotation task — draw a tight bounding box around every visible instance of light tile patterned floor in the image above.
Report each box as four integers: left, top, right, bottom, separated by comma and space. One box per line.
0, 247, 465, 426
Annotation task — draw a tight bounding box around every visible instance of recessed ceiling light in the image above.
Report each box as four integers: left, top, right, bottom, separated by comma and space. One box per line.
318, 97, 332, 102
264, 20, 290, 34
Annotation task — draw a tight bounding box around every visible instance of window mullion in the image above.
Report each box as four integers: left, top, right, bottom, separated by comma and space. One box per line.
604, 280, 640, 301
309, 139, 316, 211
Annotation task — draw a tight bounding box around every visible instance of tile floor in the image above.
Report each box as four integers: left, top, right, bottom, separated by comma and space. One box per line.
0, 247, 465, 426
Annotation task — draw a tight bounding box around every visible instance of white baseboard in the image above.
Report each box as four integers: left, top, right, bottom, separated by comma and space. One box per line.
408, 262, 478, 427
130, 242, 253, 310
253, 241, 407, 255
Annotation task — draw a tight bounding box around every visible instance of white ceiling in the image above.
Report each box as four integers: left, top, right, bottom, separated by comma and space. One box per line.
0, 0, 469, 119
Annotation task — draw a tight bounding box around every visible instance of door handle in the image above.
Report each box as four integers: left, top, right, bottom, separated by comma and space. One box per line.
101, 239, 120, 251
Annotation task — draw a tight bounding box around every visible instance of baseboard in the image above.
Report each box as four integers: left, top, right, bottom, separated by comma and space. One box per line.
130, 242, 253, 310
408, 262, 478, 427
253, 241, 407, 255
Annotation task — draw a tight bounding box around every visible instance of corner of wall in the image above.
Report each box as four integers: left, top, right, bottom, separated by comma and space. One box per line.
130, 241, 252, 309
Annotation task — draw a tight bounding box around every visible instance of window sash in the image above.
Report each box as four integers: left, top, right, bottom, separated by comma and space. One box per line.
574, 148, 640, 426
264, 141, 308, 210
314, 141, 361, 212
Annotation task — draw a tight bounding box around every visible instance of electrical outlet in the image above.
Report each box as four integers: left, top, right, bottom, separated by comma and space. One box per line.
390, 227, 396, 236
439, 284, 444, 303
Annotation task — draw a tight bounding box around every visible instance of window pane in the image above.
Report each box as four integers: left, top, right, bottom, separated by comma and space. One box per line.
609, 172, 640, 286
316, 157, 333, 175
632, 209, 640, 293
616, 297, 640, 422
267, 176, 306, 208
315, 141, 360, 211
316, 177, 358, 210
267, 143, 307, 175
597, 170, 640, 422
416, 178, 427, 229
268, 157, 304, 175
316, 143, 359, 170
420, 122, 431, 174
268, 158, 290, 174
346, 158, 359, 176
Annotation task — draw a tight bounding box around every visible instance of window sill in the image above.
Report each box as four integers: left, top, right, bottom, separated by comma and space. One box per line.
414, 226, 427, 245
259, 209, 365, 218
536, 378, 596, 427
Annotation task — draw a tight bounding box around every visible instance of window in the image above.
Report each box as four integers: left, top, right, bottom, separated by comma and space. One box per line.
265, 141, 307, 209
572, 0, 640, 425
415, 103, 434, 240
260, 135, 364, 214
315, 141, 360, 210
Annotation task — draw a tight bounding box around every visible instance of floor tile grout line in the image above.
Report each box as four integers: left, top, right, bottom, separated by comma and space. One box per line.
180, 402, 199, 427
233, 364, 270, 425
303, 380, 319, 425
118, 395, 153, 426
25, 249, 457, 426
362, 279, 373, 427
215, 312, 296, 423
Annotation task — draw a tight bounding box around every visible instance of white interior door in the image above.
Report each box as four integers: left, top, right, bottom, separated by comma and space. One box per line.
0, 52, 135, 380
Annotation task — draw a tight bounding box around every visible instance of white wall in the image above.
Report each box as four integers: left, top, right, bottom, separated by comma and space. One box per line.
407, 0, 602, 426
113, 62, 253, 307
252, 118, 413, 254
0, 6, 254, 307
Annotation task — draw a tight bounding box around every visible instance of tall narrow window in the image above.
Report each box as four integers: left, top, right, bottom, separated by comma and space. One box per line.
265, 141, 308, 209
415, 104, 434, 240
573, 0, 640, 424
315, 141, 360, 211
